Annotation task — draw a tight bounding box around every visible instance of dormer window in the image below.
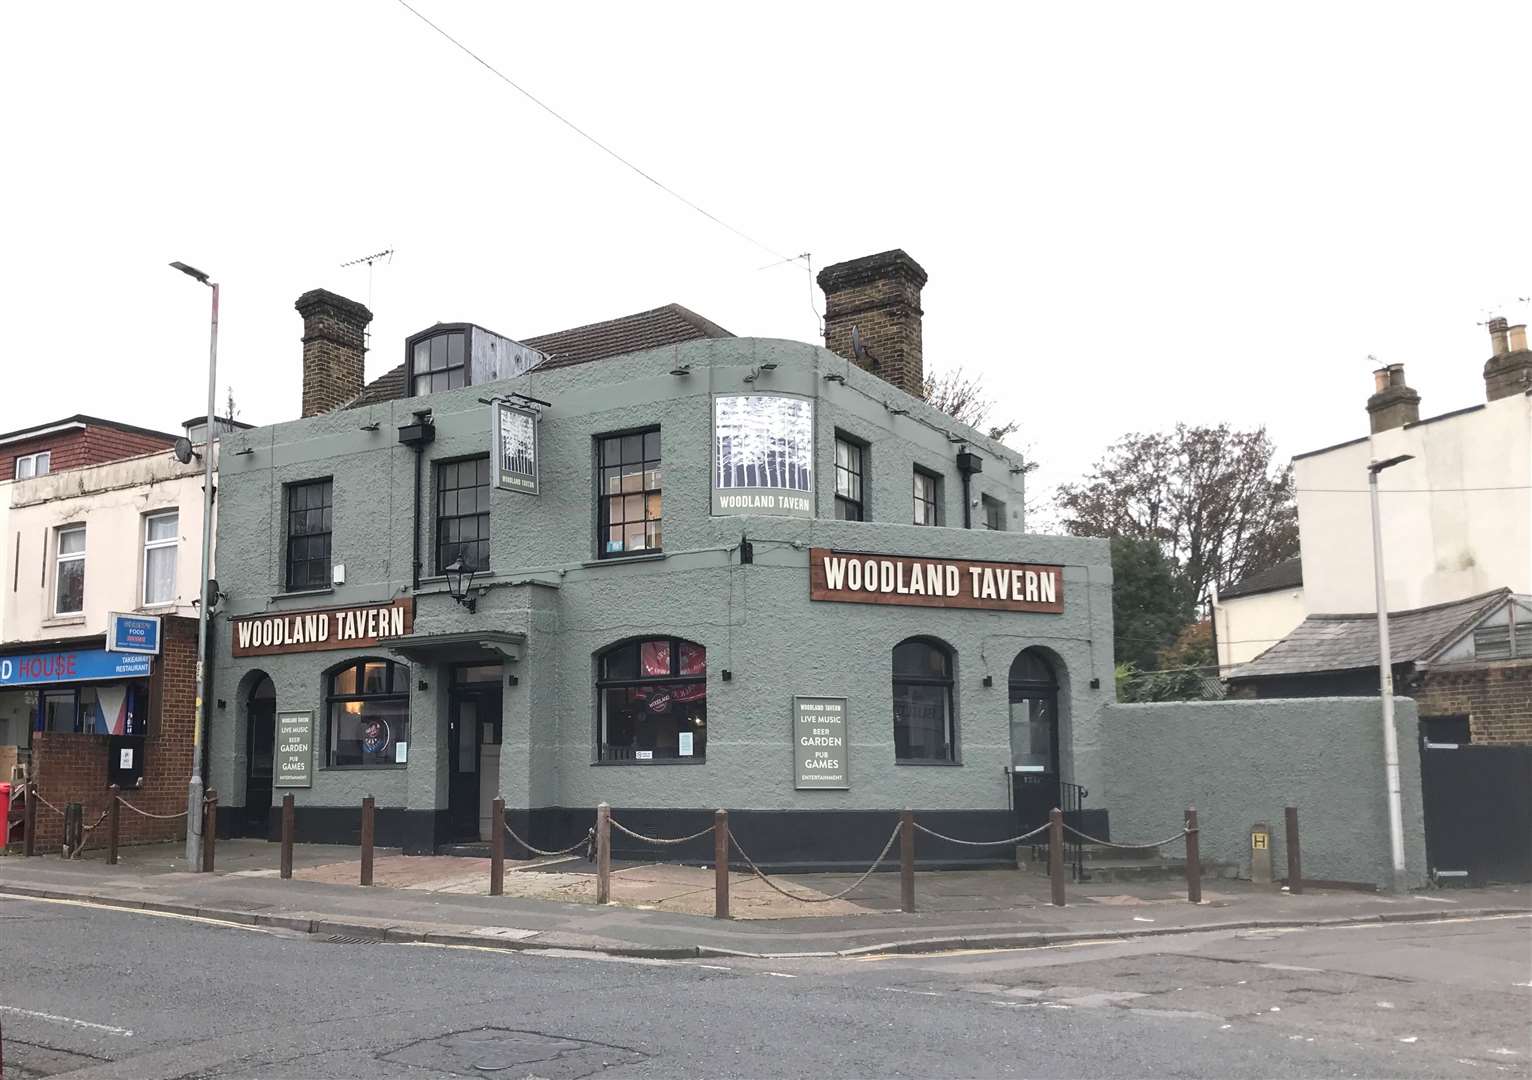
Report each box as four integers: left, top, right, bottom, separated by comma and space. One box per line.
412, 330, 467, 396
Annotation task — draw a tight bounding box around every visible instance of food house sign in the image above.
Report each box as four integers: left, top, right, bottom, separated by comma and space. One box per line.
809, 548, 1064, 614
231, 599, 414, 657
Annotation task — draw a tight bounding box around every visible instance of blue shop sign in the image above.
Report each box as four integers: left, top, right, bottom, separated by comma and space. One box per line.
0, 649, 153, 688
107, 612, 161, 655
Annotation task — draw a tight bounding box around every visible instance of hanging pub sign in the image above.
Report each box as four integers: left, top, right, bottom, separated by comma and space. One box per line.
231, 598, 414, 658
492, 400, 539, 494
794, 696, 849, 790
275, 711, 314, 788
712, 393, 814, 518
809, 548, 1065, 614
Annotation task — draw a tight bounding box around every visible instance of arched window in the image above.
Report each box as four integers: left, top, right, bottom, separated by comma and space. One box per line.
327, 658, 410, 768
892, 637, 955, 762
597, 638, 706, 761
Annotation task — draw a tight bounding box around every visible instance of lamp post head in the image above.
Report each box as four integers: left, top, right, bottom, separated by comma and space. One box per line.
1369, 454, 1414, 475
170, 261, 212, 285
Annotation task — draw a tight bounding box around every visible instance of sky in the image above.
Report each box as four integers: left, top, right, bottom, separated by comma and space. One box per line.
3, 2, 1529, 513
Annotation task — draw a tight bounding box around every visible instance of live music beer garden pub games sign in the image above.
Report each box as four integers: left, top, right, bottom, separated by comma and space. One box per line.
231, 599, 414, 657
809, 548, 1064, 614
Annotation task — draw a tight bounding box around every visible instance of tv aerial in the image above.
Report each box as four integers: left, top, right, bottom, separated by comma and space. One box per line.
341, 248, 394, 345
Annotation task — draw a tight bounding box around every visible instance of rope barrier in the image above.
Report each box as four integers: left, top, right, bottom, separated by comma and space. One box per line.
64, 807, 113, 859
503, 820, 592, 858
1061, 822, 1188, 850
729, 824, 900, 904
608, 818, 715, 846
114, 798, 189, 821
912, 820, 1051, 847
29, 790, 65, 818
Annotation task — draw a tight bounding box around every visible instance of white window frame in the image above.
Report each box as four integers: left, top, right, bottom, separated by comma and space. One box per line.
142, 509, 179, 607
15, 451, 50, 480
54, 524, 86, 617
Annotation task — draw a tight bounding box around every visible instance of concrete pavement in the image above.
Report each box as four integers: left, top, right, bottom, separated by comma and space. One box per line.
1, 841, 1525, 959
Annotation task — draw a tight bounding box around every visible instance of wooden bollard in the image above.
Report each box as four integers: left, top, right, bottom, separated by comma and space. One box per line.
107, 785, 121, 866
1048, 807, 1066, 907
490, 797, 505, 897
1285, 805, 1303, 895
900, 810, 915, 913
714, 809, 729, 920
22, 782, 36, 857
360, 795, 375, 886
201, 790, 218, 873
62, 802, 81, 859
595, 802, 611, 904
280, 793, 295, 880
1185, 806, 1202, 904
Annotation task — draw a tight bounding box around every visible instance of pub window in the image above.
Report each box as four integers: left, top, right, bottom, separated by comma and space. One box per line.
142, 509, 179, 606
285, 478, 333, 592
15, 451, 50, 480
597, 429, 662, 558
54, 524, 85, 616
596, 637, 706, 761
982, 494, 1006, 531
410, 329, 468, 396
326, 658, 410, 768
892, 637, 956, 762
436, 457, 491, 574
834, 435, 865, 521
913, 468, 942, 526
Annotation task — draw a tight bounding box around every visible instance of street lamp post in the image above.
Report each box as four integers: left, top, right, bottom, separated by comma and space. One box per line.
1368, 452, 1413, 893
171, 261, 219, 868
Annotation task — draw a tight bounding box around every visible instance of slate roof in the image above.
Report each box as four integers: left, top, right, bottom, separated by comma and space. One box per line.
1228, 588, 1512, 681
1220, 557, 1303, 600
349, 304, 733, 409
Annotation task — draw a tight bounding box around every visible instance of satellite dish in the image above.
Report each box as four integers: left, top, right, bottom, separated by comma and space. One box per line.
850, 325, 868, 364
173, 437, 195, 464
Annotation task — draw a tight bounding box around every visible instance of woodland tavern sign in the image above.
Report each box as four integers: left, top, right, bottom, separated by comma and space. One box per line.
231, 599, 415, 657
809, 548, 1064, 614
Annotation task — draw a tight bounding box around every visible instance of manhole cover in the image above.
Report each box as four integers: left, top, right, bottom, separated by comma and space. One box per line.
383, 1027, 644, 1078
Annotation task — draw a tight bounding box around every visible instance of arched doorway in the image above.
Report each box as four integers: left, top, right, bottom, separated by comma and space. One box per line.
1009, 649, 1061, 830
244, 673, 276, 837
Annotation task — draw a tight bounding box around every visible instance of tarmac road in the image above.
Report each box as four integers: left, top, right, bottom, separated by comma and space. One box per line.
0, 895, 1526, 1079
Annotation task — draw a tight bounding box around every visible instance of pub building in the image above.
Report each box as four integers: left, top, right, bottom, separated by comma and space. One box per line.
210, 250, 1115, 864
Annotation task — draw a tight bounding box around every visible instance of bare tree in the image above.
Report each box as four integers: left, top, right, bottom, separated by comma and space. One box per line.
922, 366, 1019, 443
1056, 424, 1298, 604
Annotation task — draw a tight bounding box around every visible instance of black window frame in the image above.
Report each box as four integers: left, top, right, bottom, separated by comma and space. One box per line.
434, 455, 491, 575
325, 657, 411, 769
284, 478, 333, 592
834, 433, 866, 521
913, 468, 942, 527
892, 636, 958, 764
982, 494, 1006, 531
407, 325, 471, 398
595, 427, 662, 560
595, 636, 706, 763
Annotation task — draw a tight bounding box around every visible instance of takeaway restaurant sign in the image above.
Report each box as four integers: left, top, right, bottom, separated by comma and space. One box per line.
231, 598, 414, 657
809, 548, 1064, 614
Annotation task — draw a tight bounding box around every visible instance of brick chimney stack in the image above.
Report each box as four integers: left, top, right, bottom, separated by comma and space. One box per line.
1366, 362, 1421, 433
1484, 315, 1532, 401
296, 289, 373, 418
817, 250, 929, 397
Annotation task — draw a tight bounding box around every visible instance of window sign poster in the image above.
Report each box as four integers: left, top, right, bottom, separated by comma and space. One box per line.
492, 401, 539, 494
794, 696, 849, 790
275, 711, 314, 788
712, 394, 814, 518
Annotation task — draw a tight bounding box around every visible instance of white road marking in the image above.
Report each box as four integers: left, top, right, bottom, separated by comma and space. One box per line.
0, 893, 272, 934
0, 1004, 133, 1037
882, 987, 942, 996
1260, 963, 1323, 973
763, 971, 797, 978
1490, 1048, 1522, 1056
1399, 1036, 1419, 1044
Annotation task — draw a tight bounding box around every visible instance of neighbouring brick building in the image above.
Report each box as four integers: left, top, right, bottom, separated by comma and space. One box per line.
2, 415, 237, 853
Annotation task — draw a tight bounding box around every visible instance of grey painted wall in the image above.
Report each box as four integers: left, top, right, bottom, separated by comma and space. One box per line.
209, 335, 1114, 821
1099, 698, 1428, 890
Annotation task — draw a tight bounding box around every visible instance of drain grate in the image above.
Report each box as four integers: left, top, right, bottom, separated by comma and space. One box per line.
317, 933, 382, 945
